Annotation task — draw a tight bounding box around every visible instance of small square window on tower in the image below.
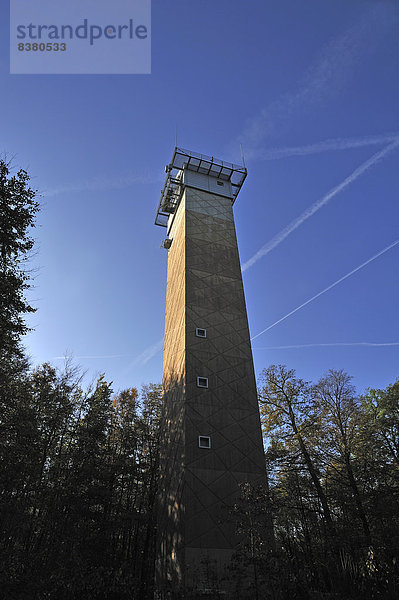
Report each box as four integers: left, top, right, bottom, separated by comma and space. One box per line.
197, 376, 208, 388
216, 181, 224, 186
199, 436, 211, 449
196, 327, 207, 338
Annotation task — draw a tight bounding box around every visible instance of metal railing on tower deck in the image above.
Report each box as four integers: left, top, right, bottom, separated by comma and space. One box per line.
155, 147, 247, 227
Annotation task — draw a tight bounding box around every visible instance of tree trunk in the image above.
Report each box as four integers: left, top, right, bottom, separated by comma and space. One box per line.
288, 405, 336, 540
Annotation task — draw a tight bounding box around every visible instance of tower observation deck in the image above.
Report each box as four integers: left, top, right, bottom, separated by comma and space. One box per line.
155, 147, 270, 598
155, 147, 247, 228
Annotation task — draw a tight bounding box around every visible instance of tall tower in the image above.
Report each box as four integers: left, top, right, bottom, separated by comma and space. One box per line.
155, 148, 267, 596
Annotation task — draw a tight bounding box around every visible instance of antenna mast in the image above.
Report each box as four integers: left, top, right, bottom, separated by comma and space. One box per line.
240, 143, 246, 168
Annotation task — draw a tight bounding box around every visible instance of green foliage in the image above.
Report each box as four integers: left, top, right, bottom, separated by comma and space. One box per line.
0, 159, 39, 369
360, 380, 399, 468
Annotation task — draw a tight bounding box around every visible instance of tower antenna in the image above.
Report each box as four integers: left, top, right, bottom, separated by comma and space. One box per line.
240, 143, 246, 168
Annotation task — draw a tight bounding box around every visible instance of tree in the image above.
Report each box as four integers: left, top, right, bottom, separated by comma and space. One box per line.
314, 369, 372, 547
258, 365, 336, 541
359, 381, 399, 551
0, 159, 39, 372
258, 365, 399, 599
360, 380, 399, 468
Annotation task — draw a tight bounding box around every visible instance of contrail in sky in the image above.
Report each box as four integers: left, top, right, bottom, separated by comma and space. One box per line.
233, 3, 396, 157
43, 169, 162, 197
257, 132, 399, 161
53, 354, 130, 360
54, 338, 165, 369
123, 319, 189, 371
122, 338, 164, 374
53, 336, 399, 361
54, 326, 185, 368
252, 342, 399, 350
242, 140, 399, 272
135, 338, 164, 365
251, 238, 399, 341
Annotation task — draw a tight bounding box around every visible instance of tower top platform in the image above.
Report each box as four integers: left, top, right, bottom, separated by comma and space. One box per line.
155, 147, 247, 227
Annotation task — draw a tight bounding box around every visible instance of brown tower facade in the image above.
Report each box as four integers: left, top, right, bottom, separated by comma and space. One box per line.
155, 148, 267, 596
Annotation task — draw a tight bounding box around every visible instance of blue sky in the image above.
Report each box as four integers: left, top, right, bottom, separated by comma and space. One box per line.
1, 0, 398, 395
